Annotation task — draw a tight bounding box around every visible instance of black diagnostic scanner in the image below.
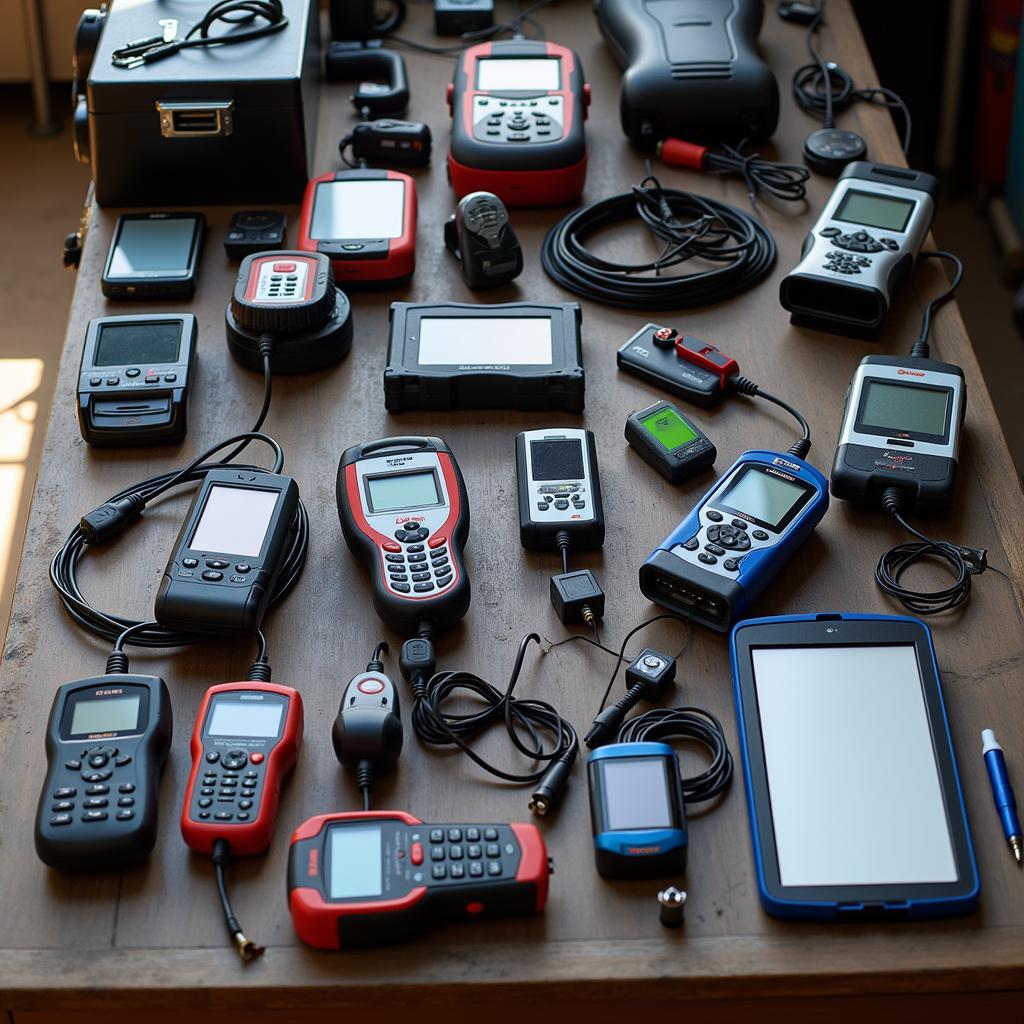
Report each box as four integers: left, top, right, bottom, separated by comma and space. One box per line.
77, 314, 197, 446
35, 675, 172, 871
155, 468, 301, 637
832, 355, 966, 515
444, 192, 523, 290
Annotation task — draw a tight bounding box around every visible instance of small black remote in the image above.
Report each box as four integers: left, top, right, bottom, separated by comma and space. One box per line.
224, 211, 287, 261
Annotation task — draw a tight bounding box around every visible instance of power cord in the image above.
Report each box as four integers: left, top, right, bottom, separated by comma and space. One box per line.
729, 377, 812, 460
541, 172, 776, 309
790, 1, 912, 155
112, 0, 288, 68
657, 139, 811, 211
212, 837, 264, 962
398, 630, 579, 816
616, 707, 733, 804
390, 0, 557, 54
49, 350, 309, 647
908, 251, 964, 359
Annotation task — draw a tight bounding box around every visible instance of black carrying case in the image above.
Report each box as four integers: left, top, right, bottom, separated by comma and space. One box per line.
84, 0, 320, 206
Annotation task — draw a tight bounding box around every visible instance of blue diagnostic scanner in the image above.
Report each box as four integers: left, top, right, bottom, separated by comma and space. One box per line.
639, 450, 829, 631
587, 742, 688, 880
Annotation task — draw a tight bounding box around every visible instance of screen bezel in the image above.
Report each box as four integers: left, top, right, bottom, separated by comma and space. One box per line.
853, 377, 955, 444
185, 481, 283, 560
712, 464, 816, 534
732, 616, 977, 907
92, 320, 184, 368
59, 683, 150, 740
362, 467, 444, 515
592, 754, 682, 834
323, 822, 385, 902
103, 213, 204, 283
399, 304, 573, 372
832, 188, 916, 233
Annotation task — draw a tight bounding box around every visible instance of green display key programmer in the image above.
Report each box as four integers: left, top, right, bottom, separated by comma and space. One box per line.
625, 401, 717, 483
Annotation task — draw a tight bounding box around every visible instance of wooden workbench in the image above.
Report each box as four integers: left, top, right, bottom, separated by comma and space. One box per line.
2, 3, 1023, 1020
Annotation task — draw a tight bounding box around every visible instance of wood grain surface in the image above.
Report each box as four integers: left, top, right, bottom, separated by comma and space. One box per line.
2, 1, 1023, 1018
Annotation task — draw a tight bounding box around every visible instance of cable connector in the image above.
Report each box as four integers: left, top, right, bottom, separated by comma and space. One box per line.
211, 838, 264, 963
399, 635, 435, 684
550, 570, 605, 625
529, 749, 576, 817
585, 649, 676, 750
960, 546, 988, 574
80, 494, 144, 544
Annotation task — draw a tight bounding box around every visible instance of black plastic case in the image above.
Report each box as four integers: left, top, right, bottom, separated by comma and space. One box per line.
81, 0, 320, 206
594, 0, 778, 144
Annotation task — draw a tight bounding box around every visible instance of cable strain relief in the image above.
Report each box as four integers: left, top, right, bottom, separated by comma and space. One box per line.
788, 438, 811, 460
367, 659, 384, 673
416, 620, 434, 641
105, 651, 130, 675
730, 375, 759, 398
555, 530, 571, 554
581, 604, 596, 626
616, 681, 647, 711
910, 339, 930, 359
880, 486, 904, 517
211, 837, 231, 867
355, 759, 374, 794
246, 660, 272, 682
258, 334, 275, 360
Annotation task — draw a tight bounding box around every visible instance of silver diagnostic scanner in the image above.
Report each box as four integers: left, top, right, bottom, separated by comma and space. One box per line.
780, 161, 938, 338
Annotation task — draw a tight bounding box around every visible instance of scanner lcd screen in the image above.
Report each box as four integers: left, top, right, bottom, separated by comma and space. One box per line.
530, 439, 584, 480
93, 322, 182, 367
366, 469, 441, 512
860, 380, 951, 437
328, 825, 383, 899
417, 317, 553, 365
718, 467, 809, 530
834, 190, 916, 232
207, 701, 283, 738
108, 218, 197, 277
476, 57, 560, 91
751, 644, 958, 887
599, 757, 673, 831
189, 485, 278, 557
69, 695, 141, 736
310, 179, 405, 240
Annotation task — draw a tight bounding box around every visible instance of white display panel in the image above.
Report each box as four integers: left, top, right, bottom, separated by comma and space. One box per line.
476, 58, 560, 91
752, 644, 958, 887
417, 317, 553, 365
207, 701, 284, 738
310, 180, 405, 240
329, 826, 383, 899
189, 486, 278, 558
70, 695, 141, 735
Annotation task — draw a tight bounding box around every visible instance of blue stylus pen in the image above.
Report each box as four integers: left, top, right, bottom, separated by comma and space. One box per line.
982, 729, 1023, 866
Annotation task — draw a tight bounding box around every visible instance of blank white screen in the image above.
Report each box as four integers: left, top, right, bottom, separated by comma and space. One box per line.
310, 180, 405, 240
417, 317, 552, 365
752, 645, 958, 887
476, 58, 560, 91
189, 486, 278, 558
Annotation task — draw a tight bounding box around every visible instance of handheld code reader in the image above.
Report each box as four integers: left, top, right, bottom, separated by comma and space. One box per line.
299, 169, 416, 286
640, 451, 830, 632
780, 161, 939, 338
35, 675, 172, 870
384, 301, 584, 412
288, 811, 550, 948
617, 323, 740, 408
77, 313, 197, 446
588, 742, 687, 880
625, 400, 717, 483
444, 191, 523, 289
337, 436, 471, 633
155, 468, 300, 637
832, 355, 966, 515
446, 40, 590, 206
181, 681, 303, 856
225, 251, 353, 374
516, 428, 604, 550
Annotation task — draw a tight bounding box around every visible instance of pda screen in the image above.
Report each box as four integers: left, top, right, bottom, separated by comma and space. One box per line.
189, 486, 278, 558
69, 695, 141, 736
860, 380, 950, 437
834, 190, 915, 232
600, 758, 673, 831
108, 217, 197, 276
366, 470, 441, 513
329, 825, 383, 899
310, 179, 405, 240
93, 322, 181, 367
530, 439, 584, 481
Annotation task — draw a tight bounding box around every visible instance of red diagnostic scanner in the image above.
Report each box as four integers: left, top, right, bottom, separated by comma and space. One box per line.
181, 681, 303, 856
288, 811, 550, 948
298, 169, 416, 286
447, 39, 589, 206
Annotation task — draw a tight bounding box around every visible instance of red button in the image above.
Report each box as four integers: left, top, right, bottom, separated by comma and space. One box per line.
383, 541, 401, 553
250, 752, 264, 765
273, 262, 296, 273
466, 901, 483, 915
358, 677, 385, 695
428, 535, 447, 549
411, 842, 424, 865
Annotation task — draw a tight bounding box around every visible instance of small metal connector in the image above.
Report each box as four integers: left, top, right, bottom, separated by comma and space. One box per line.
232, 931, 265, 962
657, 886, 687, 928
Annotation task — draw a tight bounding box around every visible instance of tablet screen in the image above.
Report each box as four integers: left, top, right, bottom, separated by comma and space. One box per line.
751, 644, 958, 887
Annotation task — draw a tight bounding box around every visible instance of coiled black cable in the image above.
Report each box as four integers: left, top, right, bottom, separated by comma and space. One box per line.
617, 707, 733, 804
541, 173, 777, 309
408, 633, 578, 786
791, 1, 912, 155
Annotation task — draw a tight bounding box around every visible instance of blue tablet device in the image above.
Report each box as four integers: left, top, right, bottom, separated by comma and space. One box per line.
730, 613, 979, 921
